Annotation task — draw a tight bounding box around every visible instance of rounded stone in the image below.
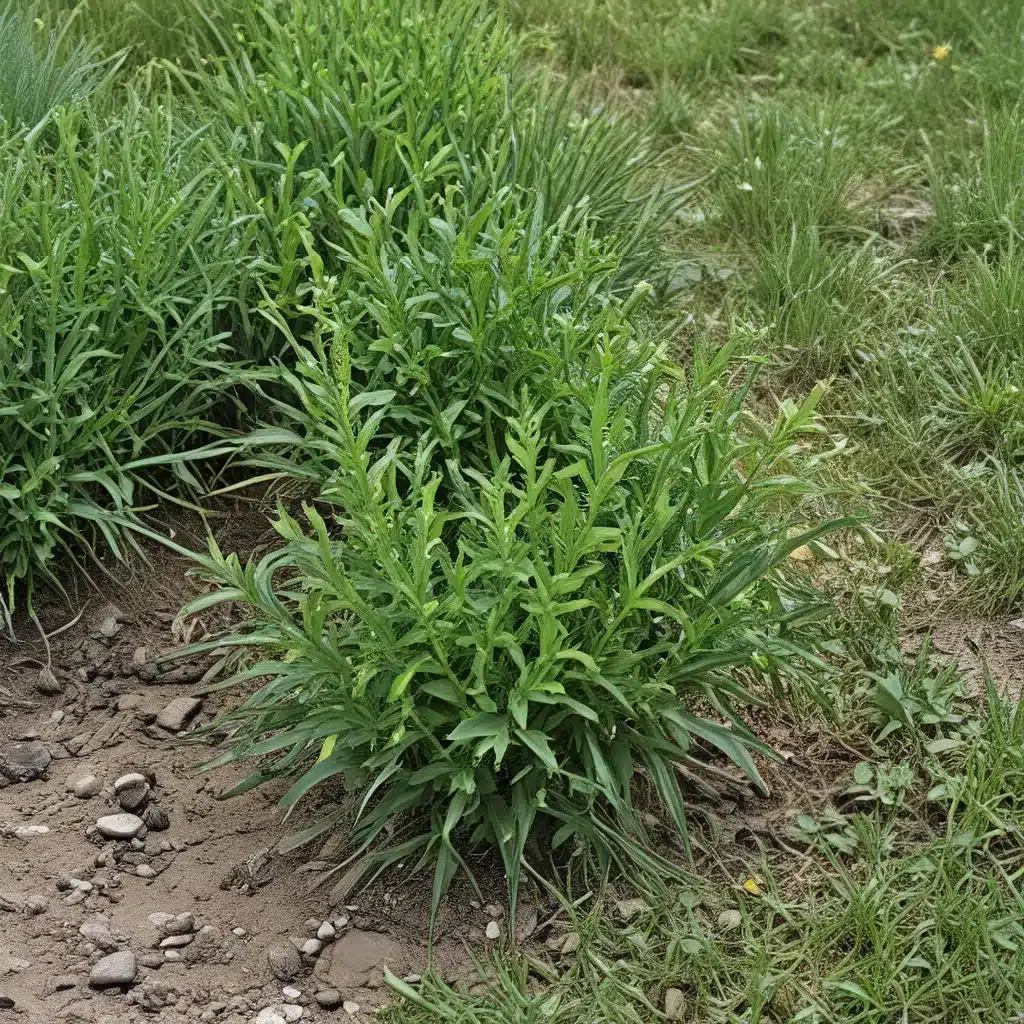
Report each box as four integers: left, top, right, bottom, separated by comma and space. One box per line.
267, 942, 301, 981
72, 775, 102, 799
136, 865, 157, 879
89, 950, 136, 988
485, 920, 501, 940
315, 990, 341, 1009
95, 814, 144, 840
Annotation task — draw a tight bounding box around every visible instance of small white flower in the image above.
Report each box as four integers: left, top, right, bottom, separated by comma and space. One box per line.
738, 182, 753, 191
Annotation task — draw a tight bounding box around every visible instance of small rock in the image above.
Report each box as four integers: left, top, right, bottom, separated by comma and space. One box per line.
0, 996, 13, 1009
342, 1001, 360, 1015
79, 919, 118, 952
148, 912, 176, 930
333, 915, 349, 930
138, 663, 158, 682
138, 954, 164, 969
72, 775, 102, 799
232, 928, 247, 938
133, 646, 149, 666
664, 987, 684, 1019
15, 825, 49, 839
718, 909, 742, 931
315, 990, 341, 1009
166, 912, 195, 935
253, 1010, 286, 1024
0, 741, 51, 782
267, 942, 302, 981
283, 1008, 303, 1023
484, 903, 504, 919
155, 697, 202, 733
561, 932, 580, 955
485, 921, 501, 941
115, 773, 151, 812
164, 950, 183, 962
115, 772, 148, 791
282, 986, 302, 1000
316, 922, 336, 942
96, 813, 144, 840
300, 938, 322, 957
99, 615, 122, 638
89, 950, 137, 987
142, 805, 170, 831
403, 974, 421, 984
36, 666, 63, 694
23, 894, 48, 915
136, 865, 157, 879
614, 898, 649, 922
160, 934, 194, 949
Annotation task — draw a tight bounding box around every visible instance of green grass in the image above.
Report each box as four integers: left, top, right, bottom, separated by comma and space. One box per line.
5, 0, 1024, 1020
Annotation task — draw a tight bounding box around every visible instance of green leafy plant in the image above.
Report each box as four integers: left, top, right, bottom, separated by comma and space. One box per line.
845, 760, 915, 808
181, 256, 842, 924
0, 95, 255, 615
867, 638, 965, 743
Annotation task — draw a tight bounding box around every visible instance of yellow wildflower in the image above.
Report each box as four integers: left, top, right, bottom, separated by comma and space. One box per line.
932, 44, 951, 60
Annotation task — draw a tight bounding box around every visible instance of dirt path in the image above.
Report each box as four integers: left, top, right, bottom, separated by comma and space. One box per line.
0, 552, 489, 1023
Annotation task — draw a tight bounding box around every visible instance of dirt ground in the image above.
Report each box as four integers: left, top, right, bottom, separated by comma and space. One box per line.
0, 525, 507, 1024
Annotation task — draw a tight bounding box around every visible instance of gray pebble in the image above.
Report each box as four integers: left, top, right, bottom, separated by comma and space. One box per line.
89, 950, 136, 987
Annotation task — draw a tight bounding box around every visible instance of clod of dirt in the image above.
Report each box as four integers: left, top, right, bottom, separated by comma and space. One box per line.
155, 696, 202, 732
89, 950, 137, 988
142, 804, 169, 830
95, 812, 144, 839
316, 989, 342, 1008
327, 930, 409, 989
0, 740, 51, 782
267, 941, 302, 981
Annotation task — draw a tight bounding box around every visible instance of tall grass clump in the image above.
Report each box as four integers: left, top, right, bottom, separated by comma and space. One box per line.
0, 96, 255, 615
172, 0, 672, 315
920, 107, 1024, 259
0, 0, 104, 129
